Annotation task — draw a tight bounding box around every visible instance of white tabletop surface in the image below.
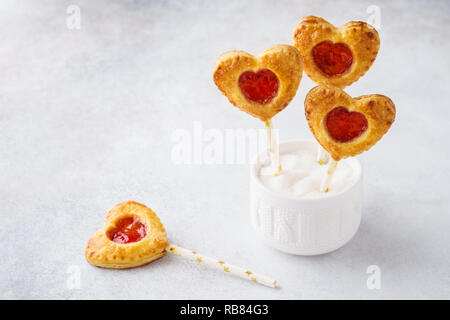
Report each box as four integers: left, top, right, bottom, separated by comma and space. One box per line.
1, 0, 449, 300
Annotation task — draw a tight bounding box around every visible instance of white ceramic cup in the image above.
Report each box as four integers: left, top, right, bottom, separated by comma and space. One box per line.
250, 139, 363, 255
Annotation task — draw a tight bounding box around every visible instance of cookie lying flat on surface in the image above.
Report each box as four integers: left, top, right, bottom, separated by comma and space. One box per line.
304, 86, 395, 161
213, 44, 303, 122
293, 16, 379, 88
85, 201, 277, 287
85, 201, 168, 269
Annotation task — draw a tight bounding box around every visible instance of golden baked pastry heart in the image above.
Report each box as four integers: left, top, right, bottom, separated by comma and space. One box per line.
293, 16, 379, 88
305, 86, 395, 161
85, 201, 168, 269
213, 44, 303, 122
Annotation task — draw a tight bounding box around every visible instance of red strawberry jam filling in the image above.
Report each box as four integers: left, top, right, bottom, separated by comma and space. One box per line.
108, 217, 147, 244
238, 69, 279, 104
312, 41, 353, 76
325, 106, 368, 142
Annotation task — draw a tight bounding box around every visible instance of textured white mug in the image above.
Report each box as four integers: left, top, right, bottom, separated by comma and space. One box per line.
250, 139, 363, 255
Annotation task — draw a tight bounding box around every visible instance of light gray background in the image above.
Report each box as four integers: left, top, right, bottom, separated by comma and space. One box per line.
1, 0, 449, 299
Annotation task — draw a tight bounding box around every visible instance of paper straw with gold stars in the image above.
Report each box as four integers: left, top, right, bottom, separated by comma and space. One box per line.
316, 145, 329, 165
320, 158, 338, 193
166, 244, 277, 288
264, 120, 281, 176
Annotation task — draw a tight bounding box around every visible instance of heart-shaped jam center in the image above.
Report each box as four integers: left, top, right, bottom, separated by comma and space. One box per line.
325, 106, 368, 143
107, 217, 147, 244
312, 41, 353, 77
238, 69, 279, 104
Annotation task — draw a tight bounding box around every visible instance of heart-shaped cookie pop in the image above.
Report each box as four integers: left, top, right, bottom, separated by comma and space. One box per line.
305, 86, 395, 161
293, 16, 379, 88
85, 201, 277, 287
85, 201, 168, 269
213, 44, 303, 122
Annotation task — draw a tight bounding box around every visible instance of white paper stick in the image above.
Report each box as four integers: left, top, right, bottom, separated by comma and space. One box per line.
316, 145, 329, 165
273, 127, 281, 174
265, 120, 281, 176
320, 159, 338, 193
166, 244, 277, 288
